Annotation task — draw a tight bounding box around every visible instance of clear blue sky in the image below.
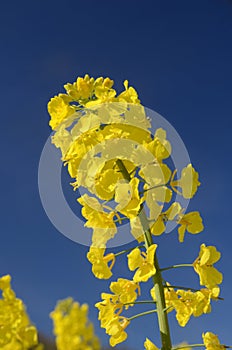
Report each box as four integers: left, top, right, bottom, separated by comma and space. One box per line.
0, 0, 232, 348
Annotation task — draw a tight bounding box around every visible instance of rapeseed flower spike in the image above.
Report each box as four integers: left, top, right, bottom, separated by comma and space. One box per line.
50, 298, 100, 350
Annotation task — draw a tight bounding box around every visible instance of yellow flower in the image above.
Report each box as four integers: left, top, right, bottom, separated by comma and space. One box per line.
95, 168, 123, 201
78, 194, 117, 247
144, 338, 159, 350
106, 317, 130, 347
117, 80, 140, 104
110, 278, 140, 309
171, 164, 200, 199
0, 275, 39, 349
160, 283, 219, 327
64, 74, 95, 100
193, 244, 223, 289
115, 177, 144, 219
150, 202, 182, 236
202, 332, 225, 350
177, 211, 204, 242
50, 298, 100, 350
48, 94, 76, 130
193, 286, 220, 316
87, 246, 115, 279
95, 293, 130, 347
163, 287, 195, 327
127, 245, 157, 282
144, 128, 171, 161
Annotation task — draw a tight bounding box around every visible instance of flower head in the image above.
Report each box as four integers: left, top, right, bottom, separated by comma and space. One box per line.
110, 278, 140, 309
0, 275, 39, 349
50, 298, 100, 350
202, 332, 225, 350
48, 94, 75, 130
95, 293, 130, 347
87, 247, 115, 279
171, 164, 200, 199
193, 244, 223, 289
177, 211, 204, 242
127, 245, 157, 282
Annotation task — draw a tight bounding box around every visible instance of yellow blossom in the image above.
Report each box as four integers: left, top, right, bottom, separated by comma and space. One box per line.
159, 283, 220, 327
0, 275, 39, 349
78, 194, 117, 247
193, 244, 223, 289
150, 202, 182, 236
110, 278, 140, 308
115, 177, 144, 219
127, 245, 157, 282
144, 338, 159, 350
193, 286, 220, 316
177, 211, 204, 242
95, 293, 130, 347
95, 168, 123, 200
64, 74, 94, 100
48, 94, 76, 130
117, 80, 140, 104
171, 164, 200, 199
50, 298, 100, 350
202, 332, 225, 350
144, 128, 171, 161
87, 246, 115, 279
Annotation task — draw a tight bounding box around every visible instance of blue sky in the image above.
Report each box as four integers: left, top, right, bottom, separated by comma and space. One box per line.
1, 0, 232, 348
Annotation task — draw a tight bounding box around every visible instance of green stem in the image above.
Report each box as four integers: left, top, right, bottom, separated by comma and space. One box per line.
116, 159, 172, 350
140, 182, 169, 195
160, 264, 193, 272
114, 245, 145, 257
128, 309, 158, 321
163, 285, 200, 292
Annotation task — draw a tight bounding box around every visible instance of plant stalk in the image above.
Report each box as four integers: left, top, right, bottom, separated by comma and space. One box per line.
116, 159, 172, 350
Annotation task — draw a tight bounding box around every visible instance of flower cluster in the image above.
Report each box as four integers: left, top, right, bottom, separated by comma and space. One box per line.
50, 298, 100, 350
0, 275, 41, 350
47, 74, 229, 350
48, 75, 140, 130
95, 278, 139, 346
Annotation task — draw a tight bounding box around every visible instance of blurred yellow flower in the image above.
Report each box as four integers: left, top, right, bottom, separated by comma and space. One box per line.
0, 275, 40, 349
50, 298, 100, 350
